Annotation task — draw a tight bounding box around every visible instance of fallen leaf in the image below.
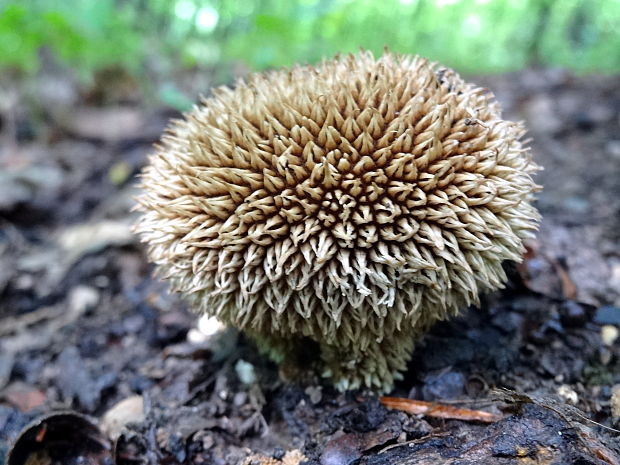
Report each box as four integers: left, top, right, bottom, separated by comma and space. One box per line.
3, 382, 46, 412
380, 397, 502, 423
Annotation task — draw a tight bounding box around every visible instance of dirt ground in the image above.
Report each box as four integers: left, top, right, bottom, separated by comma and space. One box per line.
1, 68, 619, 464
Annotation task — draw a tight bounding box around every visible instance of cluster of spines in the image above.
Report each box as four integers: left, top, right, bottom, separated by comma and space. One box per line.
136, 51, 539, 391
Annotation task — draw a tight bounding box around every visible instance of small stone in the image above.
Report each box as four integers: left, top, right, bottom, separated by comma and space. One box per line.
235, 359, 256, 385
197, 314, 225, 337
233, 391, 248, 407
202, 433, 214, 450
68, 285, 99, 316
14, 274, 34, 290
305, 386, 322, 405
187, 328, 207, 344
557, 384, 578, 405
601, 325, 619, 346
101, 395, 144, 440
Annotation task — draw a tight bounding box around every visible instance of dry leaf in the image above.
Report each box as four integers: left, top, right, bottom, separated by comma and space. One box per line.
380, 396, 502, 423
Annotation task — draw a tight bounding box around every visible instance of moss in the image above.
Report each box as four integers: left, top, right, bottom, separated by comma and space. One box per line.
583, 363, 615, 386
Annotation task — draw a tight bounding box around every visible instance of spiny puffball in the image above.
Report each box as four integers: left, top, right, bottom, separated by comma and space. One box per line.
136, 51, 540, 392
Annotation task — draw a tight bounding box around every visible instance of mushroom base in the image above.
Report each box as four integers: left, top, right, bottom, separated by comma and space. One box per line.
246, 329, 418, 393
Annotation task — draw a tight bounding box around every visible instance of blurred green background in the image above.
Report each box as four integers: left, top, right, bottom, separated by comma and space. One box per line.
1, 0, 619, 108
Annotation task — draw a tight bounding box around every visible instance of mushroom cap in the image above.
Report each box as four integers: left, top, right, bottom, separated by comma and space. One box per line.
136, 51, 540, 390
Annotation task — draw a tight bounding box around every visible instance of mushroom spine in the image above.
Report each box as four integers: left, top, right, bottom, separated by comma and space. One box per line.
136, 51, 540, 392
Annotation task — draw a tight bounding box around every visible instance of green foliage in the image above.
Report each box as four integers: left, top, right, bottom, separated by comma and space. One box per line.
539, 0, 620, 72
0, 5, 36, 71
216, 0, 620, 74
0, 1, 143, 79
221, 0, 539, 72
0, 0, 619, 86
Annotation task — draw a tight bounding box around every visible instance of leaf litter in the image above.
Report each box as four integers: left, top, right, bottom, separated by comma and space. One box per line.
1, 68, 620, 464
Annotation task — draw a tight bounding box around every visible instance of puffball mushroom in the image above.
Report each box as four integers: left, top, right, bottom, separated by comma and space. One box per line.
136, 51, 540, 392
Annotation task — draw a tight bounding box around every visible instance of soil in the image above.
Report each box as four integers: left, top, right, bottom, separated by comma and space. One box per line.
1, 67, 619, 465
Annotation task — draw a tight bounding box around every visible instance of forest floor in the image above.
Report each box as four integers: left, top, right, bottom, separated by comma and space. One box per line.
1, 68, 619, 465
